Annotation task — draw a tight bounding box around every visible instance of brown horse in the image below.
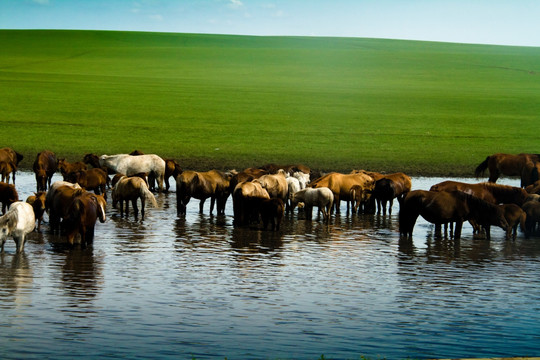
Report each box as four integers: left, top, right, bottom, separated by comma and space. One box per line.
0, 182, 19, 214
0, 161, 16, 184
46, 184, 85, 233
33, 150, 57, 191
26, 192, 47, 231
112, 175, 157, 219
500, 204, 526, 240
0, 147, 23, 184
399, 190, 507, 240
64, 168, 109, 198
525, 180, 540, 194
232, 181, 270, 226
176, 170, 233, 216
311, 172, 375, 214
57, 158, 88, 178
521, 200, 540, 237
164, 159, 182, 191
430, 180, 528, 206
475, 153, 540, 185
64, 192, 106, 246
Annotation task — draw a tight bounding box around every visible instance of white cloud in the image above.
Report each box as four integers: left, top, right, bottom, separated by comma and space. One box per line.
228, 0, 243, 9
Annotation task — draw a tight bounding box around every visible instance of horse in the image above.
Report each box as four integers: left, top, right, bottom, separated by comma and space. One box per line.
0, 147, 23, 184
465, 195, 509, 240
176, 170, 233, 216
232, 181, 270, 227
99, 154, 166, 191
521, 200, 540, 237
33, 150, 57, 191
430, 181, 528, 206
259, 198, 285, 231
500, 204, 526, 240
46, 183, 84, 233
255, 169, 288, 203
0, 202, 35, 252
64, 168, 109, 198
310, 172, 375, 214
0, 182, 19, 214
399, 190, 506, 240
57, 158, 88, 178
292, 187, 334, 222
520, 159, 540, 188
525, 180, 540, 194
164, 159, 182, 192
0, 161, 16, 184
285, 176, 301, 212
292, 171, 310, 189
228, 168, 267, 196
112, 175, 158, 219
475, 153, 540, 185
25, 192, 47, 231
349, 184, 372, 214
63, 192, 106, 246
371, 173, 412, 215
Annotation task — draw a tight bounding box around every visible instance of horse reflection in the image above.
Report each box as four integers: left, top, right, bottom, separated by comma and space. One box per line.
60, 247, 102, 305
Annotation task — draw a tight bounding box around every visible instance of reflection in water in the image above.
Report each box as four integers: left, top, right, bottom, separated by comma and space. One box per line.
1, 173, 540, 360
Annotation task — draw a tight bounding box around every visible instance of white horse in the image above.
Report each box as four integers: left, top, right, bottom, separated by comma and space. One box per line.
99, 154, 166, 192
292, 187, 334, 222
292, 171, 310, 189
286, 176, 301, 212
0, 202, 36, 252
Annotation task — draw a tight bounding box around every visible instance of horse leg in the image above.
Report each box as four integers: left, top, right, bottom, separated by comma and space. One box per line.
199, 199, 206, 214
140, 197, 145, 220
454, 221, 463, 240
485, 226, 491, 240
209, 197, 216, 216
388, 199, 394, 215
85, 226, 95, 244
132, 199, 138, 219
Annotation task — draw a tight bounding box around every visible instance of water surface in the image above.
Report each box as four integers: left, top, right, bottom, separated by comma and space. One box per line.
1, 172, 539, 359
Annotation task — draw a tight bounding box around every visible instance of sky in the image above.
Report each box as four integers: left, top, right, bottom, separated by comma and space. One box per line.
1, 0, 539, 47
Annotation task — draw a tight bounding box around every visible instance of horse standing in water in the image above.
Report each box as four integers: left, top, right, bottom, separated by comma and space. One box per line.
99, 154, 166, 192
475, 153, 540, 185
0, 202, 36, 253
33, 150, 58, 191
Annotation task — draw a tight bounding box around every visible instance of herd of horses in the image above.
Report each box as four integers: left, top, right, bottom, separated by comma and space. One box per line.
1, 148, 540, 252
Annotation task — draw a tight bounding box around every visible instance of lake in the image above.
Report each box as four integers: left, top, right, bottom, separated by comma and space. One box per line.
1, 172, 539, 359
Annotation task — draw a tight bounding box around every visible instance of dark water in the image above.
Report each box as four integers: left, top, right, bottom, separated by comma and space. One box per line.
1, 172, 539, 360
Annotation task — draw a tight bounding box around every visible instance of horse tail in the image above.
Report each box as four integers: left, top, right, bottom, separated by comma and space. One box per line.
475, 156, 490, 178
141, 185, 158, 208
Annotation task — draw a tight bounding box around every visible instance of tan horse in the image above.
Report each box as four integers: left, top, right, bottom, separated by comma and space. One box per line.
112, 175, 157, 220
255, 169, 288, 202
176, 170, 232, 216
232, 181, 270, 226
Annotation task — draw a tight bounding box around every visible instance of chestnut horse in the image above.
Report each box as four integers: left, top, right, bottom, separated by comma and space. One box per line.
500, 204, 526, 240
399, 190, 508, 240
46, 183, 84, 233
0, 147, 23, 184
64, 168, 109, 198
0, 182, 19, 214
57, 158, 87, 178
176, 170, 233, 216
33, 150, 57, 191
26, 192, 47, 231
475, 153, 540, 185
0, 202, 35, 253
112, 175, 158, 219
430, 181, 528, 206
259, 198, 285, 231
371, 172, 412, 215
0, 161, 16, 184
63, 191, 106, 246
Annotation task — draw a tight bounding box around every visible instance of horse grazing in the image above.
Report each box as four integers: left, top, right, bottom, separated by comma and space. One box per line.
64, 168, 109, 198
99, 154, 166, 192
430, 180, 528, 206
33, 150, 58, 191
176, 170, 233, 216
0, 182, 19, 214
259, 198, 285, 231
232, 181, 270, 227
63, 192, 106, 246
500, 204, 526, 240
0, 147, 23, 184
292, 187, 334, 222
370, 173, 412, 216
0, 202, 35, 252
112, 175, 158, 219
475, 153, 540, 185
57, 158, 88, 178
26, 192, 47, 231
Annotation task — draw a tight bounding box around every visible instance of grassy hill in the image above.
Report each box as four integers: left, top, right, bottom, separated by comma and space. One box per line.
1, 30, 539, 175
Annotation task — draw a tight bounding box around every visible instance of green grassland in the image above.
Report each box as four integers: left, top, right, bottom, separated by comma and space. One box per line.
1, 30, 539, 176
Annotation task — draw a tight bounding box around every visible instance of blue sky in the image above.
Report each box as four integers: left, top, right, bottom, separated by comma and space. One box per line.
1, 0, 539, 47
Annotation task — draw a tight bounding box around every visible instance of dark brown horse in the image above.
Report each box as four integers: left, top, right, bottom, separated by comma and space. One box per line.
399, 190, 507, 240
430, 181, 528, 206
521, 200, 540, 237
64, 192, 106, 246
0, 147, 23, 184
371, 172, 412, 215
259, 198, 285, 231
46, 184, 85, 233
64, 168, 109, 198
232, 181, 270, 226
26, 192, 47, 231
0, 161, 16, 184
500, 204, 526, 240
475, 153, 540, 185
0, 182, 19, 214
33, 150, 57, 191
57, 158, 88, 178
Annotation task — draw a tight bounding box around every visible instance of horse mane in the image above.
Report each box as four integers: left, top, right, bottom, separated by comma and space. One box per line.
480, 182, 525, 199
